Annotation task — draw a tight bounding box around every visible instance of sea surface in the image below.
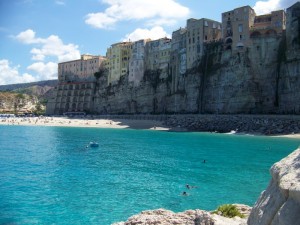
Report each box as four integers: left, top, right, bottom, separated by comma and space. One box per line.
0, 125, 299, 225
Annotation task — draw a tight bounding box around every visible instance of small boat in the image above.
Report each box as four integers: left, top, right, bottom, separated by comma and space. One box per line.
89, 141, 99, 147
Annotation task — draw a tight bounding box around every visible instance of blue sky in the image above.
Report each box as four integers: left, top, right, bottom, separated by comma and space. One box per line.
0, 0, 298, 85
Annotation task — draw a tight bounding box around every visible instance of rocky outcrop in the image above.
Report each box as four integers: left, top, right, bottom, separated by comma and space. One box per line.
112, 207, 249, 225
0, 92, 41, 114
247, 148, 300, 225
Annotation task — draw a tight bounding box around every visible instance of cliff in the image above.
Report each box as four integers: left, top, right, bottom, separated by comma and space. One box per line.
0, 79, 57, 105
47, 4, 300, 115
247, 148, 300, 225
0, 92, 42, 114
90, 35, 300, 115
112, 149, 300, 225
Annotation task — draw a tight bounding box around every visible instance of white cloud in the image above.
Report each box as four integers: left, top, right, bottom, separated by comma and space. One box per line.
0, 59, 36, 85
85, 0, 190, 29
8, 29, 80, 84
253, 0, 297, 15
15, 29, 80, 63
85, 13, 117, 29
15, 29, 43, 44
27, 62, 57, 80
55, 0, 65, 5
146, 18, 178, 27
123, 26, 170, 42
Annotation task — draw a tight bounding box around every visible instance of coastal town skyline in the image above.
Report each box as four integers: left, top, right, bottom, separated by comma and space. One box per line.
0, 0, 298, 85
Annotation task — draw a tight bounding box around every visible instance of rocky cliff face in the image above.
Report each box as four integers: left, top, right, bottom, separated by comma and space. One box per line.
0, 92, 41, 114
247, 148, 300, 225
91, 35, 300, 115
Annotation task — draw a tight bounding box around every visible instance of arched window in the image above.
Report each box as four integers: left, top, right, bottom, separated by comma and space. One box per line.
250, 31, 261, 38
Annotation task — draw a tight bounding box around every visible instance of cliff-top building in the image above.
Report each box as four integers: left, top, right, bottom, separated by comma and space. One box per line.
144, 37, 172, 80
106, 42, 132, 85
128, 39, 151, 86
222, 6, 256, 50
171, 27, 187, 93
250, 10, 286, 38
222, 5, 286, 50
46, 54, 106, 115
286, 2, 300, 60
186, 18, 222, 69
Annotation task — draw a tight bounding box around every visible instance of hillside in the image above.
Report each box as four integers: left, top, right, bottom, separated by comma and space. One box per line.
0, 80, 58, 92
0, 80, 57, 100
0, 80, 58, 115
0, 91, 43, 114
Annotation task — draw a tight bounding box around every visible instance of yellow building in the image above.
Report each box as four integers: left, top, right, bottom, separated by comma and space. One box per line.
106, 42, 132, 85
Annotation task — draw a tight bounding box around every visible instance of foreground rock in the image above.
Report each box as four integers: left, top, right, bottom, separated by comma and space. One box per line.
247, 148, 300, 225
112, 204, 251, 225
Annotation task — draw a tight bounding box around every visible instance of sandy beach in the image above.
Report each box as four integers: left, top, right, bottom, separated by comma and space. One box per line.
1, 116, 300, 139
0, 116, 170, 131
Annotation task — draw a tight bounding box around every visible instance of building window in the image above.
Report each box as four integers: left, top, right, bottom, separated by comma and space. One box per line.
240, 35, 243, 40
238, 24, 243, 33
213, 23, 216, 29
204, 20, 208, 26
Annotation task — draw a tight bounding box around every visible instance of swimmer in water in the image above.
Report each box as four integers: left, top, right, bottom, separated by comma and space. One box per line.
186, 184, 198, 189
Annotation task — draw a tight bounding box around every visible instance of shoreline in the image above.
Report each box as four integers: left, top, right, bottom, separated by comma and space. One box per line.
1, 115, 300, 139
0, 116, 170, 131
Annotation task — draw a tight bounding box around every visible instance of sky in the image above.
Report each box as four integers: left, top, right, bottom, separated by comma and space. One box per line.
0, 0, 298, 85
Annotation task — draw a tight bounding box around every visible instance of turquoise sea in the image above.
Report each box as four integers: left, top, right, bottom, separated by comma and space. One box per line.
0, 125, 299, 225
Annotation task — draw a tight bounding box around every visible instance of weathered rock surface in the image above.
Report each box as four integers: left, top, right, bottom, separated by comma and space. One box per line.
112, 208, 248, 225
247, 148, 300, 225
164, 114, 300, 135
